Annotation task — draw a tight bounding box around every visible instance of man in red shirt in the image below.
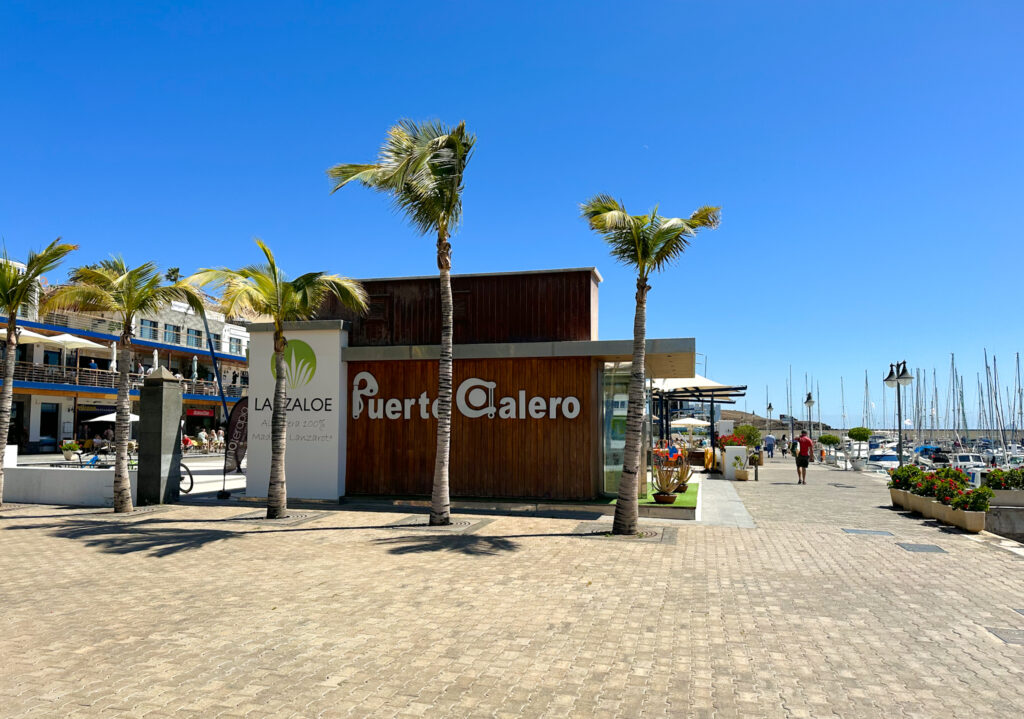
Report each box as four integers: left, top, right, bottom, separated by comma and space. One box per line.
795, 430, 814, 484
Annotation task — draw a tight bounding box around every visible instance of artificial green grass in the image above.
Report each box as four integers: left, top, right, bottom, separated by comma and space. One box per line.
610, 481, 699, 509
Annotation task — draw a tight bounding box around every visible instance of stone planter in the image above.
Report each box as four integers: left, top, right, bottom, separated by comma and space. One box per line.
910, 493, 928, 515
949, 508, 986, 533
933, 502, 952, 525
889, 488, 902, 508
991, 490, 1024, 507
653, 493, 676, 505
851, 458, 866, 471
735, 469, 750, 481
62, 450, 75, 461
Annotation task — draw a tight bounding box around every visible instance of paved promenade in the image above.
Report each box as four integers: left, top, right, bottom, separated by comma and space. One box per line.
2, 460, 1023, 718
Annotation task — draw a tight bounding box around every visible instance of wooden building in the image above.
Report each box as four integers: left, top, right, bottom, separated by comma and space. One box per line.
320, 267, 695, 501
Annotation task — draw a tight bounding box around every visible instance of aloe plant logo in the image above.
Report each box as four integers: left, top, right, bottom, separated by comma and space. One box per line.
271, 340, 317, 388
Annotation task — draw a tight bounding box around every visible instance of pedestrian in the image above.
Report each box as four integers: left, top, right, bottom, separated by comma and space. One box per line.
764, 432, 776, 459
780, 434, 788, 458
796, 430, 814, 484
232, 370, 239, 385
135, 361, 144, 374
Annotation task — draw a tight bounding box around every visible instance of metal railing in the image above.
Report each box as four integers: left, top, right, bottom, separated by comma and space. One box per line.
1, 360, 247, 397
31, 310, 246, 357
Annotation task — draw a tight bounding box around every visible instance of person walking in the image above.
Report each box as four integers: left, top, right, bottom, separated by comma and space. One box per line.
780, 434, 789, 458
796, 430, 814, 484
764, 432, 776, 459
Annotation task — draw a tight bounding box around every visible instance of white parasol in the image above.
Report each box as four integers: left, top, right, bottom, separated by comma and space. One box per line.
87, 412, 139, 423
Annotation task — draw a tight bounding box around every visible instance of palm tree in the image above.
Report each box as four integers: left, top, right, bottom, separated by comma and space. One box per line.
190, 239, 367, 519
47, 258, 208, 513
581, 195, 720, 534
0, 239, 78, 506
327, 119, 475, 526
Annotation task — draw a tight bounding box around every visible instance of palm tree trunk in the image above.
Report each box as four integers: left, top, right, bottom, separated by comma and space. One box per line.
431, 233, 453, 526
0, 325, 18, 506
267, 336, 288, 519
612, 275, 649, 535
113, 338, 134, 513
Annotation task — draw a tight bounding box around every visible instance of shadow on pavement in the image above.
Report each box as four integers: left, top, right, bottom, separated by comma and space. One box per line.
372, 534, 520, 556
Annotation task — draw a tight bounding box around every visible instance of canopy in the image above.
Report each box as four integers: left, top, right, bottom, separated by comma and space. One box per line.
671, 417, 710, 428
654, 375, 731, 392
0, 327, 63, 345
40, 333, 107, 351
86, 412, 139, 423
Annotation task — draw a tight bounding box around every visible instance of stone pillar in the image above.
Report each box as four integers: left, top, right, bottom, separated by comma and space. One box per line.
137, 367, 183, 505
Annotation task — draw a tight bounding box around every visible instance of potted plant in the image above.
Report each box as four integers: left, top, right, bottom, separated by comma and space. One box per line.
888, 465, 921, 509
950, 485, 992, 533
847, 426, 871, 470
818, 434, 841, 465
652, 465, 681, 504
60, 440, 80, 461
719, 433, 747, 480
985, 468, 1024, 507
732, 454, 749, 481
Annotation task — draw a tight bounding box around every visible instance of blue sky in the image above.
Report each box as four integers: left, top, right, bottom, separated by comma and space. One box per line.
2, 1, 1023, 429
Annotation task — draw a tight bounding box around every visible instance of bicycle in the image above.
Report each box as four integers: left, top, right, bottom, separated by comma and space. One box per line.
178, 459, 194, 494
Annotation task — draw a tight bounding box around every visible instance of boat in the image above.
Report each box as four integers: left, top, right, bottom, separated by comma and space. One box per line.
865, 449, 900, 472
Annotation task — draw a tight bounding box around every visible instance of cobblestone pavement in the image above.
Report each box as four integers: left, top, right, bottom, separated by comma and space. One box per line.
2, 461, 1023, 718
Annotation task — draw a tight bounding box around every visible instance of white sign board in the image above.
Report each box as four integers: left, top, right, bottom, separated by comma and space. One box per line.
247, 325, 347, 500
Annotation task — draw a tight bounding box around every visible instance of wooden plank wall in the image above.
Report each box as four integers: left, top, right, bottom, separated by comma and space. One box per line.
321, 270, 596, 346
346, 358, 596, 500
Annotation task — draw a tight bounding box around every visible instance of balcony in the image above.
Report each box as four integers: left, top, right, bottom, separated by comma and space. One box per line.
23, 310, 247, 358
1, 360, 247, 398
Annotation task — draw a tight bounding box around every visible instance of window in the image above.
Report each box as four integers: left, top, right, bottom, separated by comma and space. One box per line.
140, 319, 159, 341
163, 324, 181, 344
209, 333, 221, 352
229, 337, 243, 355
187, 328, 203, 348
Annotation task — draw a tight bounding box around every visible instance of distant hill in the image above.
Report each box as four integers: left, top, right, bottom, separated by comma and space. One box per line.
721, 409, 832, 432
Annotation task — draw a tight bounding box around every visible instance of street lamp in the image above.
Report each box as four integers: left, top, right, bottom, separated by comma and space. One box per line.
804, 392, 814, 439
884, 361, 914, 468
767, 402, 773, 435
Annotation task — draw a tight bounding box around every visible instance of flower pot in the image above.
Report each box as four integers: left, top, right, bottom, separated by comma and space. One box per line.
851, 458, 866, 471
909, 493, 927, 515
934, 503, 951, 524
889, 488, 901, 508
950, 508, 985, 533
926, 500, 942, 520
734, 469, 749, 481
653, 493, 676, 505
62, 450, 75, 461
898, 489, 911, 509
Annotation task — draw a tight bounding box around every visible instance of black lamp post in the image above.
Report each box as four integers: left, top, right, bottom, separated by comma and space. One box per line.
884, 361, 914, 468
767, 402, 773, 435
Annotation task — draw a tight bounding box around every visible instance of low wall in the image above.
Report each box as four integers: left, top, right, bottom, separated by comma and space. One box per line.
987, 506, 1024, 542
3, 467, 137, 507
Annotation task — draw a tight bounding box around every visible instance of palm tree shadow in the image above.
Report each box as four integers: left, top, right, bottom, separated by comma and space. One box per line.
5, 519, 240, 557
373, 533, 520, 556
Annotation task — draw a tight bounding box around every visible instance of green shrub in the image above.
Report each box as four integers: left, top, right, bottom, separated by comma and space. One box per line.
818, 434, 841, 447
848, 426, 871, 442
60, 440, 80, 452
734, 424, 762, 449
933, 467, 970, 486
986, 468, 1024, 490
911, 473, 938, 497
889, 464, 922, 490
952, 486, 993, 512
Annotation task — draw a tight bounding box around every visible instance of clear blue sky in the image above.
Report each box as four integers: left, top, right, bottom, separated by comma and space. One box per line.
2, 1, 1023, 430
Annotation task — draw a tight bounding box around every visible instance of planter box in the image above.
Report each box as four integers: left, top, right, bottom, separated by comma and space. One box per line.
934, 502, 952, 525
949, 508, 985, 533
923, 499, 939, 519
991, 490, 1024, 507
889, 488, 902, 508
722, 446, 746, 480
735, 469, 749, 481
896, 489, 910, 509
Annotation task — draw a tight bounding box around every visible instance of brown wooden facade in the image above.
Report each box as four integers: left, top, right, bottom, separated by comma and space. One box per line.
346, 357, 601, 500
322, 268, 600, 347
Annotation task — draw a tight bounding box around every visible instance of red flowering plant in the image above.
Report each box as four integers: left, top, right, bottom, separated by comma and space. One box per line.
888, 465, 922, 490
986, 468, 1024, 490
951, 486, 993, 512
718, 434, 745, 448
911, 473, 938, 497
934, 476, 962, 505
